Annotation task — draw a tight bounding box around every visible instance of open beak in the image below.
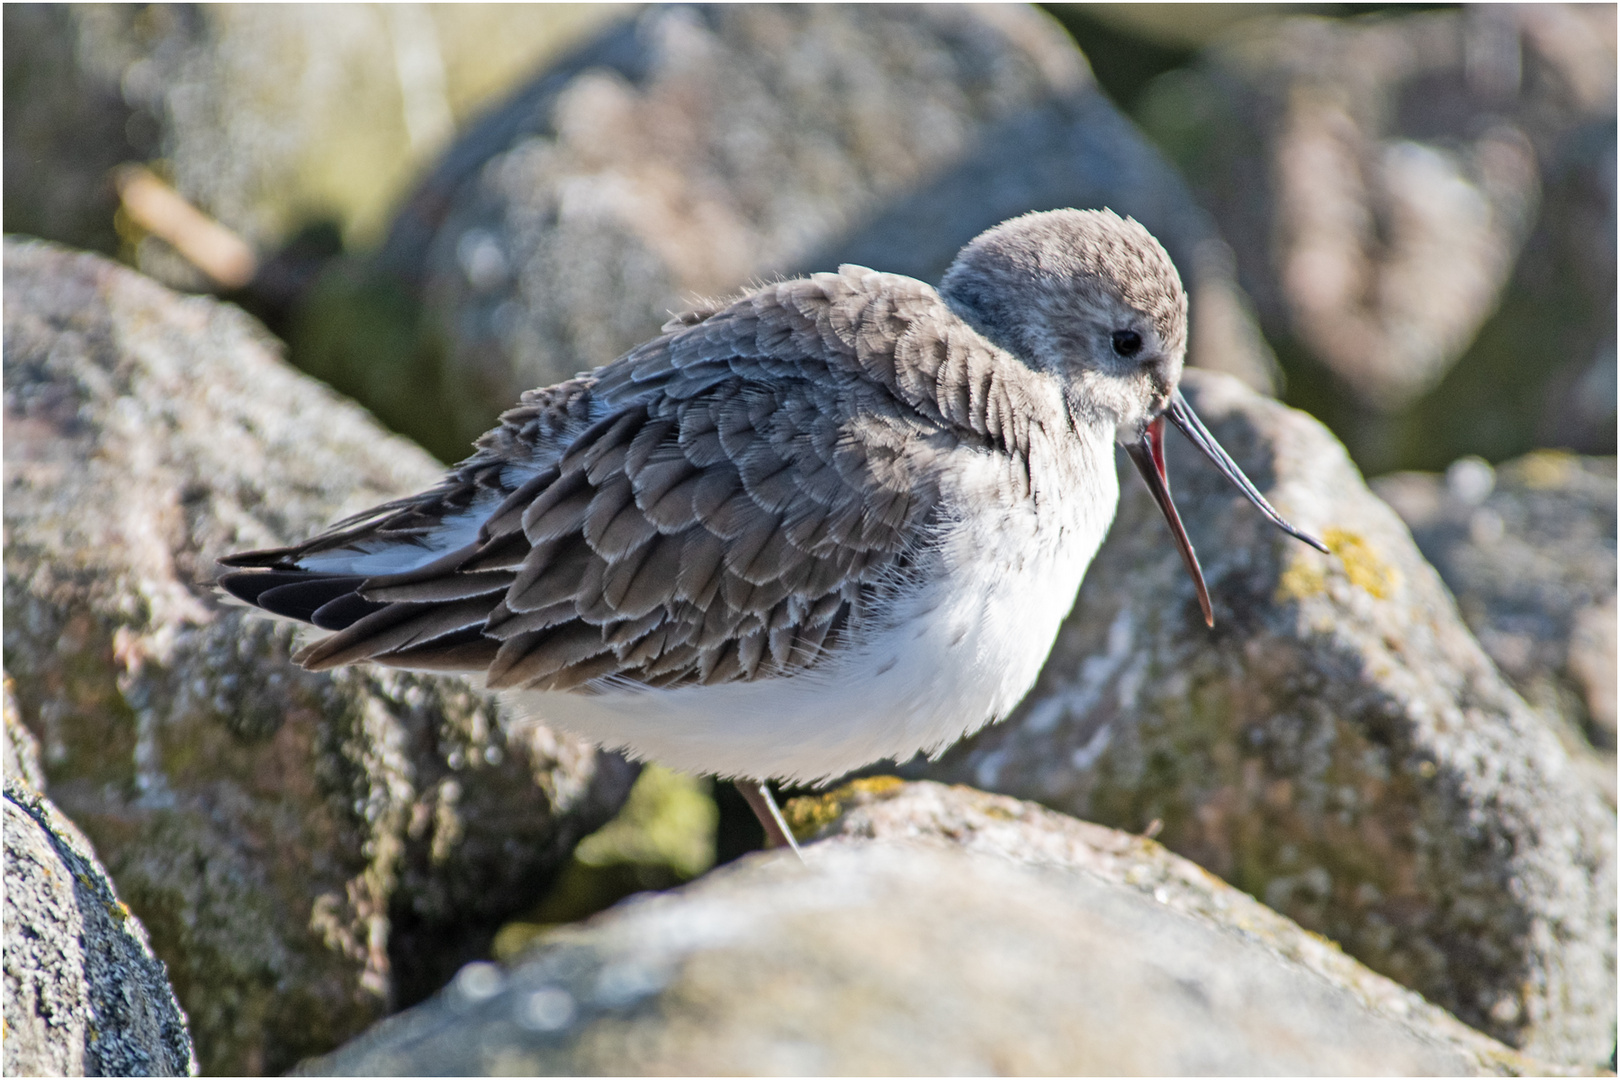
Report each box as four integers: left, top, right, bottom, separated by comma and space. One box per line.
1126, 389, 1329, 627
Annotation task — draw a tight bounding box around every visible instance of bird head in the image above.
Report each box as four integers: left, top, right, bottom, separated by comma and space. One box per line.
940, 208, 1327, 626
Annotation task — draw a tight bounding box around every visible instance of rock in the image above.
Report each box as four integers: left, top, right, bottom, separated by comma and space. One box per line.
2, 239, 638, 1075
1138, 5, 1616, 470
347, 3, 1267, 463
5, 675, 47, 793
4, 781, 196, 1076
297, 817, 1548, 1077
790, 779, 1557, 1074
1, 4, 624, 265
1373, 454, 1617, 788
912, 369, 1615, 1068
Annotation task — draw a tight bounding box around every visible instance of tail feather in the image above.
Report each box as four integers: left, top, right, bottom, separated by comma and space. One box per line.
218, 569, 307, 605
253, 577, 367, 623
310, 592, 391, 631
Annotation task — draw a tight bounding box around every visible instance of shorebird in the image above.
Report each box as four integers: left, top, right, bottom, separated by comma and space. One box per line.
219, 209, 1326, 852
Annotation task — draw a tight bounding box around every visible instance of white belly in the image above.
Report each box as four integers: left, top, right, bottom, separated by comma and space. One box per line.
511, 450, 1119, 784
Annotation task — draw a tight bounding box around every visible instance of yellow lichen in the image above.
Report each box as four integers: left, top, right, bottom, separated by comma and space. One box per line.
783, 775, 906, 840
1324, 528, 1399, 599
1275, 553, 1328, 602
1275, 528, 1399, 602
1512, 449, 1576, 490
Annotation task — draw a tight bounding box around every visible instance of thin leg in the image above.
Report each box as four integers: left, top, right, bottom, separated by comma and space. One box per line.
736, 779, 802, 859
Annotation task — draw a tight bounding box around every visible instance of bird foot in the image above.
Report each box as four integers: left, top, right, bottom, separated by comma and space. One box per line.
735, 779, 803, 861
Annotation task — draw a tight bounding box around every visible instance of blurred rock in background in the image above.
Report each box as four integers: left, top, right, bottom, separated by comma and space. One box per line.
489, 763, 719, 963
1374, 453, 1617, 798
1, 2, 627, 387
3, 240, 637, 1074
1133, 5, 1617, 473
2, 4, 621, 259
324, 3, 1265, 462
6, 3, 1612, 479
3, 4, 141, 257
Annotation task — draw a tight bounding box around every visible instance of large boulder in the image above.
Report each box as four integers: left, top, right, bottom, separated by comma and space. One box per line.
2, 239, 638, 1074
5, 689, 196, 1077
328, 3, 1268, 464
298, 789, 1547, 1076
1374, 454, 1616, 797
1138, 5, 1616, 470
916, 369, 1614, 1067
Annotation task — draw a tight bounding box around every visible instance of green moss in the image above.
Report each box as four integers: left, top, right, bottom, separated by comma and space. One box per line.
574, 765, 718, 880
492, 766, 719, 960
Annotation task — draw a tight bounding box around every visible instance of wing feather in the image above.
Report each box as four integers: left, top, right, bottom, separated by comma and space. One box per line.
220, 266, 1040, 690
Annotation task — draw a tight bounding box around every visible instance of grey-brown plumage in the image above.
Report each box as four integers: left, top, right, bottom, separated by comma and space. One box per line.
220, 209, 1322, 785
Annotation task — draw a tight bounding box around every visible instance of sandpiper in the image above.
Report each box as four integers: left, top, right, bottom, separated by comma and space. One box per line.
219, 209, 1326, 851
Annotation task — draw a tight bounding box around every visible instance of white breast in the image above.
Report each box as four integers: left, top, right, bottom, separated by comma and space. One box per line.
511, 435, 1119, 784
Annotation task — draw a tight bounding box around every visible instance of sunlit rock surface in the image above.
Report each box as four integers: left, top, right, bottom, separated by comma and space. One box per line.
299, 789, 1552, 1077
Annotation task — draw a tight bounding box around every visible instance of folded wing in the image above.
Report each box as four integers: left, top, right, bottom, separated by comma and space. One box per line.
219, 267, 1001, 691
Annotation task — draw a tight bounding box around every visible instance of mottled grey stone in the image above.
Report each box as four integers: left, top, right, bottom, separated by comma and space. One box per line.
1374, 454, 1616, 799
299, 823, 1549, 1077
365, 3, 1269, 461
2, 239, 637, 1075
4, 783, 196, 1076
914, 369, 1614, 1068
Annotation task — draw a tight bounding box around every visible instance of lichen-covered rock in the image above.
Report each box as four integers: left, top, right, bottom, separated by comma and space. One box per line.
349, 3, 1267, 463
297, 828, 1546, 1077
917, 369, 1615, 1068
2, 239, 638, 1074
1138, 5, 1616, 469
1373, 454, 1616, 797
4, 781, 196, 1077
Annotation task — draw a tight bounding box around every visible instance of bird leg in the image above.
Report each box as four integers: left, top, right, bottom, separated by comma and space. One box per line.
736, 779, 802, 859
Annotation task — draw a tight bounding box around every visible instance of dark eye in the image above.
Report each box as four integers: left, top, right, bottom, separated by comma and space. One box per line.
1111, 329, 1143, 357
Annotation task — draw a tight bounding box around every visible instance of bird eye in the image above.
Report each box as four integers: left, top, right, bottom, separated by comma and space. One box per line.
1111, 330, 1143, 357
